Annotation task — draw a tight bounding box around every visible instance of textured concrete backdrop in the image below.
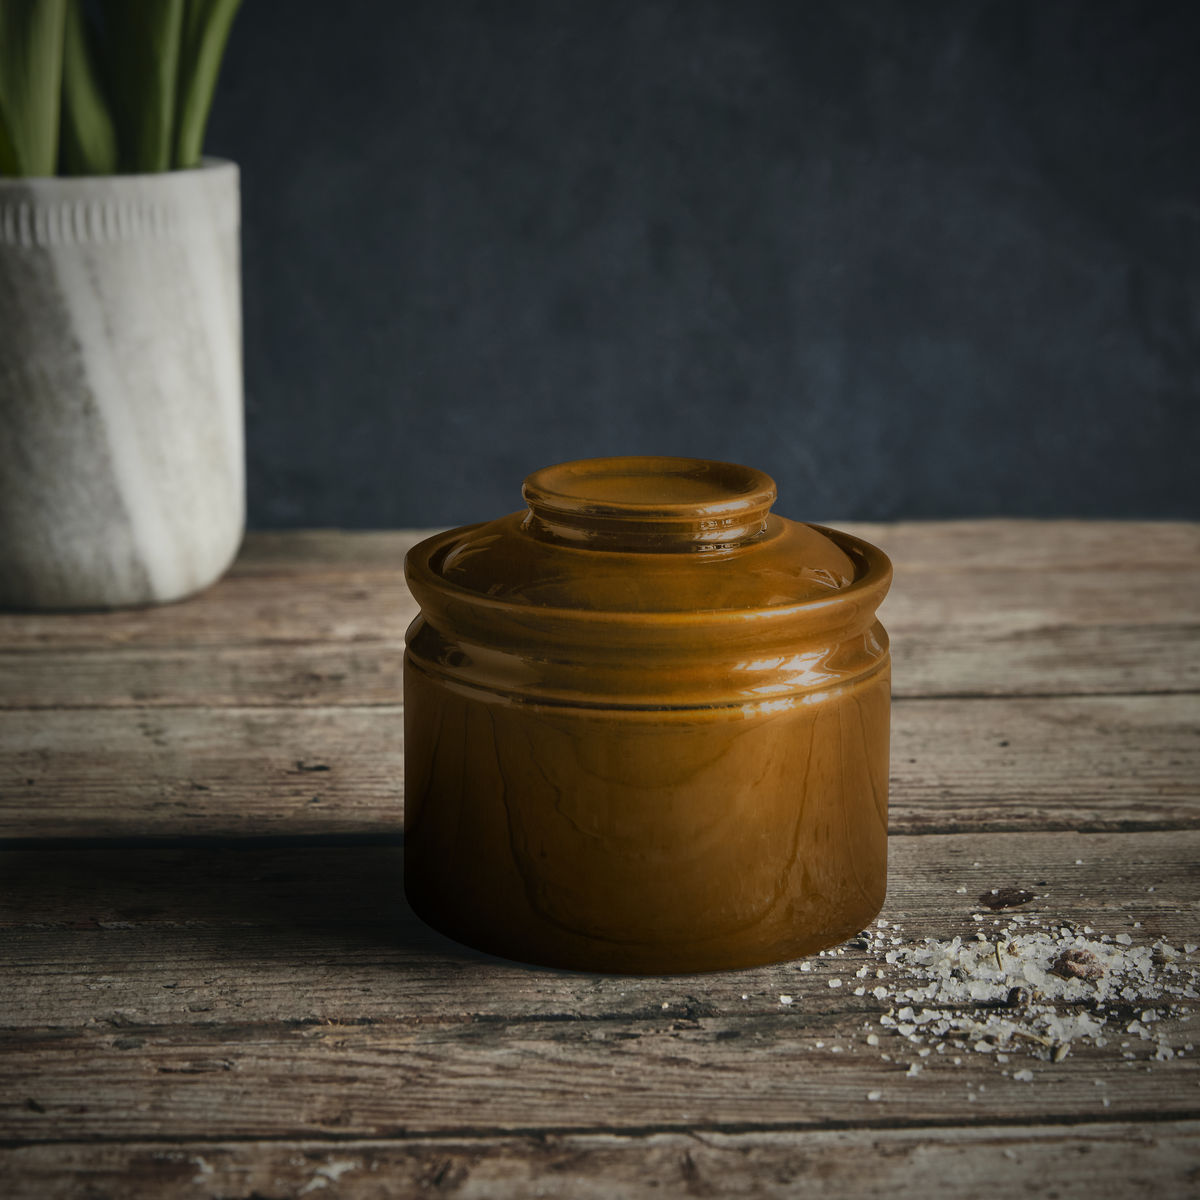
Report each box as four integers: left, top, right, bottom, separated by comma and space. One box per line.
207, 0, 1199, 528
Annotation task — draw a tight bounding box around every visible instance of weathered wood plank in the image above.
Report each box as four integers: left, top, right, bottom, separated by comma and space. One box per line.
0, 696, 1195, 840
0, 572, 417, 651
2, 1010, 1196, 1141
0, 832, 1195, 1028
838, 519, 1200, 572
0, 705, 404, 841
891, 624, 1199, 698
3, 1122, 1198, 1200
0, 565, 1194, 656
0, 621, 1194, 711
0, 567, 1194, 707
0, 522, 1194, 708
232, 529, 432, 573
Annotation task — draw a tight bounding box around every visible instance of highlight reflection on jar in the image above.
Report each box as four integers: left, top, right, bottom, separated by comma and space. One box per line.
403, 456, 892, 974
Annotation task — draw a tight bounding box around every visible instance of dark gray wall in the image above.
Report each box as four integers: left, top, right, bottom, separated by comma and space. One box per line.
207, 0, 1199, 528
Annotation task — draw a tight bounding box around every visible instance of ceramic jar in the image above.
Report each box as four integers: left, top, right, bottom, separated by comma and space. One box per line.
0, 160, 243, 609
404, 457, 892, 973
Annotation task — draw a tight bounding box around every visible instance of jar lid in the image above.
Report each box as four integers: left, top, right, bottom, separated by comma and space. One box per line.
416, 456, 865, 614
405, 457, 891, 706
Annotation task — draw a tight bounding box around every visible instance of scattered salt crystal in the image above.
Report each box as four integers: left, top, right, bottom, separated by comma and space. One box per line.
955, 887, 967, 894
867, 1090, 882, 1101
741, 993, 749, 1000
906, 1062, 922, 1077
1116, 933, 1133, 946
829, 979, 843, 989
866, 1033, 880, 1046
854, 987, 866, 996
872, 986, 888, 1001
800, 962, 812, 972
779, 995, 793, 1006
877, 919, 889, 929
1014, 1069, 1034, 1082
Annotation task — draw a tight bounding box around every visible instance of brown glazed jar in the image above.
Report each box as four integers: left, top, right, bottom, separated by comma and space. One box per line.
403, 457, 892, 973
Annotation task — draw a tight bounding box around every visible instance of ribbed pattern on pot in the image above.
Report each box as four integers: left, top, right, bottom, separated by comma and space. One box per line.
0, 160, 243, 609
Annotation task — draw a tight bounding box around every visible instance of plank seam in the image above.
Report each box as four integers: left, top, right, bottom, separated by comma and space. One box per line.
3, 1109, 1200, 1150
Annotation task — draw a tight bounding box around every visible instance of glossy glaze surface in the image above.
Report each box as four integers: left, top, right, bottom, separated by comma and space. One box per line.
404, 457, 892, 973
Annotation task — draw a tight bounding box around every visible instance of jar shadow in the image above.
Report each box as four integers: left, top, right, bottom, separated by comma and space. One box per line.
0, 839, 501, 968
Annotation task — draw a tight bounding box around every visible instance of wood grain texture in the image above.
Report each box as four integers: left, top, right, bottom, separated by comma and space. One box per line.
0, 524, 1194, 708
3, 1013, 1197, 1142
0, 613, 1195, 710
0, 523, 1196, 1196
3, 1123, 1199, 1200
0, 832, 1195, 1029
6, 1121, 1200, 1200
0, 565, 1193, 653
1, 694, 1195, 840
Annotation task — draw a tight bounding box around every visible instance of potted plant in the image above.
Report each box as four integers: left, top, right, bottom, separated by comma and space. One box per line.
0, 0, 243, 608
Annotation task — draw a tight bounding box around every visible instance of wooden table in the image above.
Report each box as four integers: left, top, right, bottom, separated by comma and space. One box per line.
1, 521, 1197, 1198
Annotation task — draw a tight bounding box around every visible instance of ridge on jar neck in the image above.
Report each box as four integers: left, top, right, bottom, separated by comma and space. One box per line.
521, 457, 777, 552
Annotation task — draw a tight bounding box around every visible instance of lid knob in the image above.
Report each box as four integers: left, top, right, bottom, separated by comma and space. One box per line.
522, 457, 777, 551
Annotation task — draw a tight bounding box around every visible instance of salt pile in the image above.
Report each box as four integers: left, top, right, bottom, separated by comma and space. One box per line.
843, 912, 1199, 1070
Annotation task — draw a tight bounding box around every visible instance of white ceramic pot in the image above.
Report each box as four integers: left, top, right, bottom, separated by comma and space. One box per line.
0, 159, 244, 609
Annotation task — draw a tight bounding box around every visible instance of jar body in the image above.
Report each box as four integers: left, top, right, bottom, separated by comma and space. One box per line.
404, 623, 890, 974
403, 458, 892, 974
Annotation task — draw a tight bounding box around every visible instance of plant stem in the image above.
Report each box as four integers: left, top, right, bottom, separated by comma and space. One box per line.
60, 0, 118, 176
0, 0, 68, 176
174, 0, 242, 169
107, 0, 185, 173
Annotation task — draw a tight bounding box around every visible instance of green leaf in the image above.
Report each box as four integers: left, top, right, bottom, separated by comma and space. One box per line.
60, 0, 118, 175
174, 0, 241, 169
0, 0, 67, 176
105, 0, 185, 173
0, 97, 19, 176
